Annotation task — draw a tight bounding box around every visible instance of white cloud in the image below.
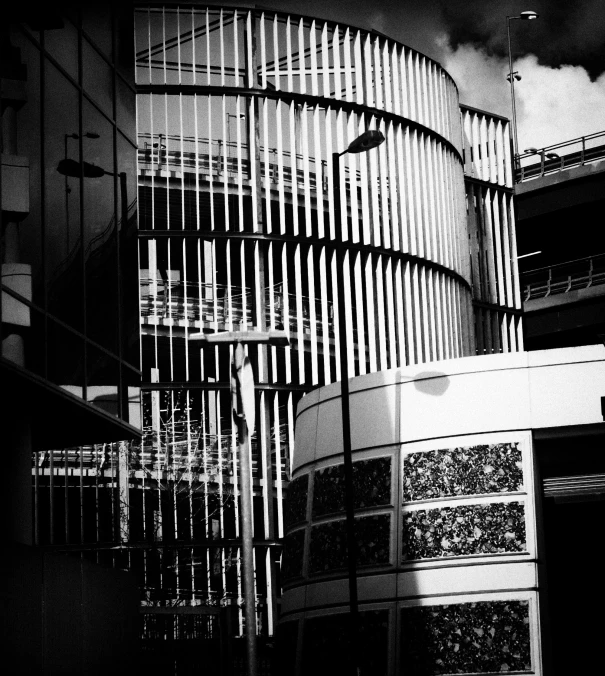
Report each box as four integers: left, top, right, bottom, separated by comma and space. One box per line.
438, 36, 605, 150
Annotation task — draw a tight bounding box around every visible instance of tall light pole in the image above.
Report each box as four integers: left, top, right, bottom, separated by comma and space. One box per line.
189, 328, 288, 676
332, 129, 385, 676
506, 11, 539, 165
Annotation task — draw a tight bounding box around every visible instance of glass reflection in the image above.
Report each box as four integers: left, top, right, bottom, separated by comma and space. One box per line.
44, 62, 83, 329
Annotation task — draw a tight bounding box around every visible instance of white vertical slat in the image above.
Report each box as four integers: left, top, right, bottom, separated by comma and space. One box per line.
318, 245, 331, 382
309, 20, 319, 97
332, 25, 342, 100
385, 258, 397, 368
411, 262, 423, 364
286, 15, 294, 92
353, 251, 366, 375
424, 136, 437, 262
407, 50, 417, 122
343, 28, 353, 101
410, 129, 424, 258
503, 120, 513, 187
394, 260, 406, 366
378, 119, 390, 250
433, 269, 444, 361
298, 16, 306, 95
500, 191, 514, 308
383, 39, 392, 113
321, 21, 331, 99
419, 266, 431, 362
363, 33, 374, 108
375, 255, 388, 370
386, 121, 400, 252
307, 243, 319, 385
495, 119, 505, 186
394, 124, 408, 253
487, 117, 497, 184
374, 36, 384, 111
364, 252, 378, 373
390, 43, 401, 117
480, 113, 489, 182
491, 187, 505, 307
403, 127, 417, 256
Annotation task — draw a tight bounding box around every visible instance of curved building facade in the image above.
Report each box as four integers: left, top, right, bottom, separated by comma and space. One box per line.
282, 345, 605, 675
31, 4, 521, 666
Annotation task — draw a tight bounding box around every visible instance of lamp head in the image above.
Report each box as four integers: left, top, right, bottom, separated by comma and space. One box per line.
520, 11, 539, 19
523, 147, 538, 155
346, 129, 385, 154
545, 152, 560, 160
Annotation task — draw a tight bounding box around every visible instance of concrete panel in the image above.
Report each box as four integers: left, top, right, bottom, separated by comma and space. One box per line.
314, 396, 344, 461
396, 561, 538, 599
304, 577, 350, 609
528, 358, 605, 429
293, 402, 319, 469
280, 584, 307, 615
399, 366, 532, 443
349, 383, 399, 451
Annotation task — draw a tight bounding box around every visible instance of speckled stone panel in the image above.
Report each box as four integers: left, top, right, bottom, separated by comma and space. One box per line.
402, 502, 526, 560
309, 514, 391, 574
284, 475, 309, 529
403, 443, 523, 502
282, 529, 305, 582
400, 600, 532, 675
312, 457, 392, 517
303, 610, 389, 676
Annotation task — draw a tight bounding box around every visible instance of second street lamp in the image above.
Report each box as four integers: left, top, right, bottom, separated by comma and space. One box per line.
506, 10, 539, 167
332, 128, 385, 676
189, 328, 288, 676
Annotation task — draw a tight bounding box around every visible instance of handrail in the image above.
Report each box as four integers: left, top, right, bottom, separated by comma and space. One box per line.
523, 252, 605, 276
521, 253, 605, 301
516, 130, 605, 182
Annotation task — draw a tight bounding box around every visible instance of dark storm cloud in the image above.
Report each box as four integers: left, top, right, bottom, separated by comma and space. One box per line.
258, 1, 605, 78
439, 0, 605, 79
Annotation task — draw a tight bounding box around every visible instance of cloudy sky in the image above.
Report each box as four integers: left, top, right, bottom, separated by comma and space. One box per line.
250, 0, 605, 151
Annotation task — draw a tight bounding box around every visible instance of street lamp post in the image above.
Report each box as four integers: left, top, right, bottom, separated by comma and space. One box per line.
189, 328, 288, 676
506, 11, 539, 165
332, 129, 385, 676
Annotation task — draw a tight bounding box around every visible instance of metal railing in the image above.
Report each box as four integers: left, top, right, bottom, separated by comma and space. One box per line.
522, 253, 605, 301
138, 133, 360, 193
515, 131, 605, 182
140, 278, 335, 337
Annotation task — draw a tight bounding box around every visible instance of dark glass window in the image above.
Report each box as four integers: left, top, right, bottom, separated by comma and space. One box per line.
9, 32, 44, 306
46, 319, 84, 397
82, 100, 118, 351
82, 38, 114, 118
44, 61, 83, 330
44, 17, 79, 81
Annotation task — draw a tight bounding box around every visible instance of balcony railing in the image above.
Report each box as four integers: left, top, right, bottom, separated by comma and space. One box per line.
515, 131, 605, 183
522, 253, 605, 301
140, 278, 335, 338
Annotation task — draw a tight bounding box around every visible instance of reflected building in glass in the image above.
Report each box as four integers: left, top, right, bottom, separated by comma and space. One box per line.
2, 2, 142, 671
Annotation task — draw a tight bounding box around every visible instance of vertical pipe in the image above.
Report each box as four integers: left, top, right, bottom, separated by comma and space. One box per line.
332, 151, 359, 676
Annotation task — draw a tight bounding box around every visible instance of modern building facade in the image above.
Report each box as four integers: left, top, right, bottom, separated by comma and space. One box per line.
27, 3, 528, 672
2, 2, 142, 672
283, 345, 604, 676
